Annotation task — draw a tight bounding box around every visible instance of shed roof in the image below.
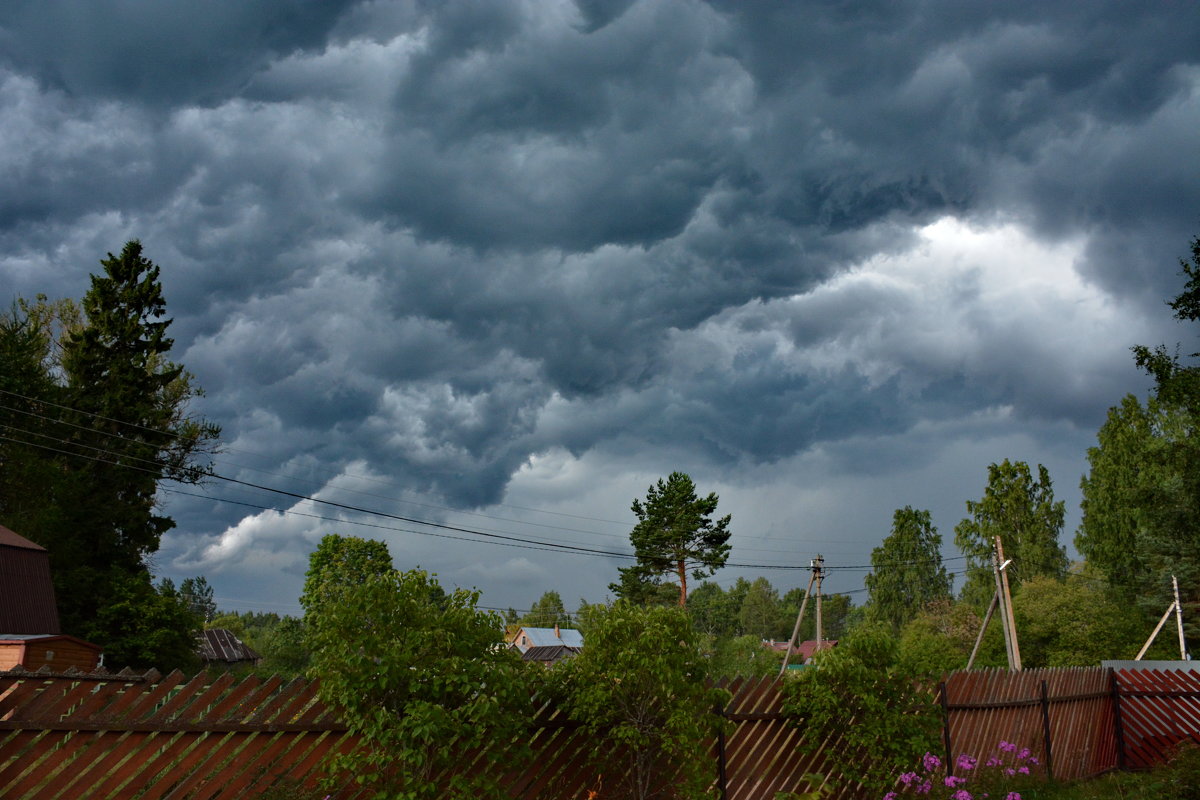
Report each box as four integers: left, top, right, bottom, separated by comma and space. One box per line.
521, 644, 581, 664
0, 524, 46, 551
0, 524, 61, 634
198, 629, 260, 663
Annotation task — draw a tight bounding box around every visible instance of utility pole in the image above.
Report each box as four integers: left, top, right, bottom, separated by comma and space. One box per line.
992, 540, 1014, 670
995, 536, 1021, 671
814, 554, 825, 649
1174, 575, 1188, 661
779, 571, 815, 675
966, 591, 999, 670
779, 556, 824, 675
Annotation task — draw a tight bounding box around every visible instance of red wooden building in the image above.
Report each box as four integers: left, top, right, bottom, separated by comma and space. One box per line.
0, 524, 102, 671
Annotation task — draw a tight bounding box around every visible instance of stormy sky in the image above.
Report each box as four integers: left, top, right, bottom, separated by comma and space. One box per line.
1, 0, 1197, 617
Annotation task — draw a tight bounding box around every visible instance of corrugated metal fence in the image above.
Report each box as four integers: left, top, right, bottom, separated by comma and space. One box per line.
2, 666, 1198, 799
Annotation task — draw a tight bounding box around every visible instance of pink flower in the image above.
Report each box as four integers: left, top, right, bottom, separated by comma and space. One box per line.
1017, 766, 1030, 775
916, 779, 932, 794
985, 757, 1002, 767
923, 752, 942, 771
1005, 794, 1021, 800
1004, 768, 1015, 777
1017, 747, 1032, 760
956, 754, 978, 771
899, 772, 919, 785
998, 741, 1016, 753
1028, 756, 1039, 765
952, 791, 973, 800
883, 793, 897, 800
945, 775, 967, 788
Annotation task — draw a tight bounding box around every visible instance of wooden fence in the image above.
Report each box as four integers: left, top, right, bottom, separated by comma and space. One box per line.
3, 666, 1199, 800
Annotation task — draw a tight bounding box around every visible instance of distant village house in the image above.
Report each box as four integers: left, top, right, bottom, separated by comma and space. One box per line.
508, 624, 584, 666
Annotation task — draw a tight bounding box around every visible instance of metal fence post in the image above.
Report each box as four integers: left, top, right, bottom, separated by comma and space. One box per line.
714, 703, 728, 800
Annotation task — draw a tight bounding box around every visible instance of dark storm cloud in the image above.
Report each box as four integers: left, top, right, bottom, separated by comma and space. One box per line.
0, 0, 357, 106
0, 0, 1196, 603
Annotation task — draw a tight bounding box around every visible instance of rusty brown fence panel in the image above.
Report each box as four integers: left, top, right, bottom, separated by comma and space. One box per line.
7, 665, 1200, 800
1112, 667, 1200, 768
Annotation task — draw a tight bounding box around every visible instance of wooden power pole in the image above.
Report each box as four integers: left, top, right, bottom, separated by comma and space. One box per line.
779, 555, 824, 675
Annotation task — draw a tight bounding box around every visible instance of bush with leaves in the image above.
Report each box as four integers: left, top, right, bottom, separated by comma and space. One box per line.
781, 622, 941, 796
307, 568, 530, 800
561, 602, 730, 800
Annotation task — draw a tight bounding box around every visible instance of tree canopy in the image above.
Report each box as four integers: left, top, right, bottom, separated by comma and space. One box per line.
0, 242, 219, 670
865, 506, 952, 632
954, 460, 1068, 607
611, 471, 731, 606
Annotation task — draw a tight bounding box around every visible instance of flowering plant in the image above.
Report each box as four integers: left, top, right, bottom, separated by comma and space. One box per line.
882, 742, 1040, 800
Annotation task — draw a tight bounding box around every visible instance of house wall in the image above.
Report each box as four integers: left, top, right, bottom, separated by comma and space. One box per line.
19, 640, 101, 672
0, 643, 26, 670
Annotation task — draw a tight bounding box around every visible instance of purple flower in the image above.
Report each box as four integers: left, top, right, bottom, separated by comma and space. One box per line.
985, 757, 1002, 767
1017, 766, 1030, 775
998, 741, 1017, 753
916, 779, 932, 794
883, 793, 897, 800
952, 791, 973, 800
899, 772, 919, 786
1005, 794, 1021, 800
956, 754, 978, 771
1004, 768, 1016, 777
1017, 747, 1032, 760
1028, 756, 1039, 765
944, 775, 967, 788
923, 752, 942, 771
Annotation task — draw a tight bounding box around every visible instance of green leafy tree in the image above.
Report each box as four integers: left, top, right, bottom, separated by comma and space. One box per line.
954, 460, 1067, 608
781, 622, 941, 796
1132, 235, 1200, 409
1013, 570, 1158, 667
611, 472, 732, 606
308, 567, 530, 799
520, 590, 573, 628
703, 633, 782, 678
865, 507, 952, 632
898, 597, 1001, 676
1078, 394, 1200, 640
561, 602, 729, 800
738, 576, 786, 640
93, 575, 202, 672
300, 533, 394, 620
687, 581, 737, 637
179, 576, 217, 623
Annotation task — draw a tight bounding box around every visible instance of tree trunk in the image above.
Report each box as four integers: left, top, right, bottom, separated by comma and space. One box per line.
677, 560, 687, 606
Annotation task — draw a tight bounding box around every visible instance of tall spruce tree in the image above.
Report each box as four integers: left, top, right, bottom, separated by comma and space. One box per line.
0, 242, 218, 668
865, 506, 952, 632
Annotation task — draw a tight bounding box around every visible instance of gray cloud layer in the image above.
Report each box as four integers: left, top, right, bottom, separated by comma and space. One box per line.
0, 0, 1196, 608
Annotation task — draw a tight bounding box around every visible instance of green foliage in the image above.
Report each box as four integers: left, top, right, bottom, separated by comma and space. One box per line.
300, 533, 394, 619
1077, 394, 1200, 641
781, 622, 940, 796
739, 577, 786, 639
865, 507, 952, 632
954, 460, 1068, 608
207, 610, 311, 678
898, 597, 1003, 675
1013, 570, 1158, 666
308, 567, 530, 800
179, 576, 216, 623
561, 602, 729, 800
611, 472, 731, 606
1132, 235, 1200, 410
91, 573, 202, 672
519, 590, 573, 628
703, 633, 782, 678
0, 244, 218, 671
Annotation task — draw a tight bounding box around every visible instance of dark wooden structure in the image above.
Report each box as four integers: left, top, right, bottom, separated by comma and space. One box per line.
0, 524, 61, 635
